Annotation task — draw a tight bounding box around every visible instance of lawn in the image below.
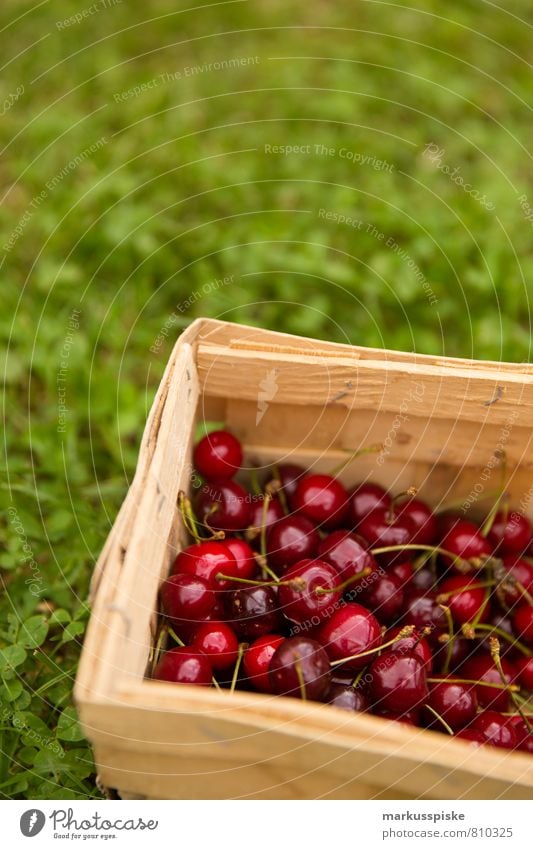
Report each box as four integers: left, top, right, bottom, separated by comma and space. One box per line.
1, 0, 532, 798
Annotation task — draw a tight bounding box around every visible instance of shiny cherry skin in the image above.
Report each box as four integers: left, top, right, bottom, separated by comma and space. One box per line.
499, 555, 533, 606
358, 507, 417, 567
278, 559, 342, 625
470, 711, 517, 749
153, 646, 212, 685
293, 474, 349, 529
426, 677, 478, 730
402, 591, 448, 644
192, 621, 239, 671
243, 634, 285, 692
225, 584, 279, 639
348, 483, 391, 526
266, 515, 320, 571
317, 530, 377, 583
195, 479, 252, 532
513, 605, 533, 643
173, 541, 237, 589
411, 565, 436, 592
368, 650, 428, 713
223, 538, 257, 581
462, 653, 516, 712
454, 729, 486, 746
437, 575, 490, 625
441, 520, 492, 571
361, 572, 404, 624
247, 497, 284, 535
512, 656, 533, 691
194, 429, 243, 480
386, 626, 433, 671
395, 497, 438, 546
269, 637, 331, 700
317, 603, 382, 670
487, 510, 532, 555
326, 683, 368, 712
391, 560, 415, 589
160, 573, 216, 623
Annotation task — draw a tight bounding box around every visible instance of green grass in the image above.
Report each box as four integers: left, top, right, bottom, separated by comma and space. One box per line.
1, 0, 532, 798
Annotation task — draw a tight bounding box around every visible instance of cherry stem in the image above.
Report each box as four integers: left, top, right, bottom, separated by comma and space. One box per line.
270, 464, 290, 515
150, 625, 168, 675
329, 442, 384, 477
330, 625, 415, 667
480, 489, 507, 538
178, 491, 201, 544
427, 677, 520, 692
294, 657, 307, 701
371, 543, 469, 571
424, 703, 454, 736
315, 567, 372, 595
253, 553, 280, 583
438, 605, 454, 675
230, 644, 246, 693
351, 666, 367, 690
387, 486, 418, 519
463, 622, 531, 656
260, 492, 272, 563
167, 624, 221, 691
436, 580, 496, 602
490, 636, 532, 733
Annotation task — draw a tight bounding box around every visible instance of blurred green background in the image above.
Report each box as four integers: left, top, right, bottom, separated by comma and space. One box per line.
1, 0, 532, 797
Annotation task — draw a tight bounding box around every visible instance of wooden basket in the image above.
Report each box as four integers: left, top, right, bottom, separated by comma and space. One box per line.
75, 318, 533, 800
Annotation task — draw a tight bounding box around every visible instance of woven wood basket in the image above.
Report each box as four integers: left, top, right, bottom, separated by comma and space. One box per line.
75, 318, 533, 799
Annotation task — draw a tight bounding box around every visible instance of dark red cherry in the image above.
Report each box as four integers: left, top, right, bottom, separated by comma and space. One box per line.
317, 530, 377, 583
349, 483, 390, 526
160, 573, 216, 622
436, 513, 462, 539
426, 677, 478, 730
513, 605, 533, 643
438, 575, 490, 625
391, 560, 415, 589
441, 520, 491, 571
173, 541, 237, 588
247, 497, 284, 535
374, 708, 420, 726
224, 584, 279, 639
454, 729, 486, 746
462, 653, 516, 712
402, 591, 448, 644
293, 474, 349, 529
512, 656, 533, 691
499, 555, 533, 606
368, 650, 428, 713
223, 538, 257, 581
358, 507, 417, 567
326, 683, 368, 712
395, 497, 437, 546
487, 510, 532, 555
317, 603, 382, 670
278, 559, 342, 625
266, 515, 320, 571
243, 634, 284, 692
269, 637, 331, 700
195, 479, 252, 532
192, 621, 239, 671
471, 711, 517, 749
411, 565, 436, 591
433, 636, 470, 673
386, 626, 433, 671
266, 463, 306, 504
153, 646, 212, 685
194, 429, 242, 480
361, 572, 404, 624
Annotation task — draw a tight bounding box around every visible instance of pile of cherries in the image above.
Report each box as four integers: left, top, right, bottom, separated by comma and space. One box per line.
152, 429, 533, 753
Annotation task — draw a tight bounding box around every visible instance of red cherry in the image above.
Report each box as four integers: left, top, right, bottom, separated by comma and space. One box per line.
266, 463, 306, 504
317, 530, 377, 583
376, 708, 420, 726
348, 483, 390, 526
317, 603, 382, 670
499, 555, 533, 606
513, 605, 533, 643
243, 634, 285, 692
153, 646, 212, 685
454, 729, 486, 746
160, 573, 216, 621
248, 497, 284, 535
487, 510, 532, 555
395, 497, 437, 546
402, 590, 448, 644
278, 559, 342, 625
361, 572, 404, 624
368, 650, 428, 712
192, 621, 239, 670
326, 684, 368, 712
512, 656, 533, 691
386, 626, 433, 671
434, 636, 470, 673
195, 479, 252, 532
269, 636, 331, 700
462, 653, 516, 712
358, 507, 417, 567
194, 429, 242, 479
266, 515, 320, 571
391, 560, 415, 589
293, 474, 349, 529
223, 538, 257, 581
437, 575, 490, 625
224, 584, 279, 639
173, 541, 237, 588
441, 520, 492, 571
426, 677, 478, 730
470, 711, 518, 749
